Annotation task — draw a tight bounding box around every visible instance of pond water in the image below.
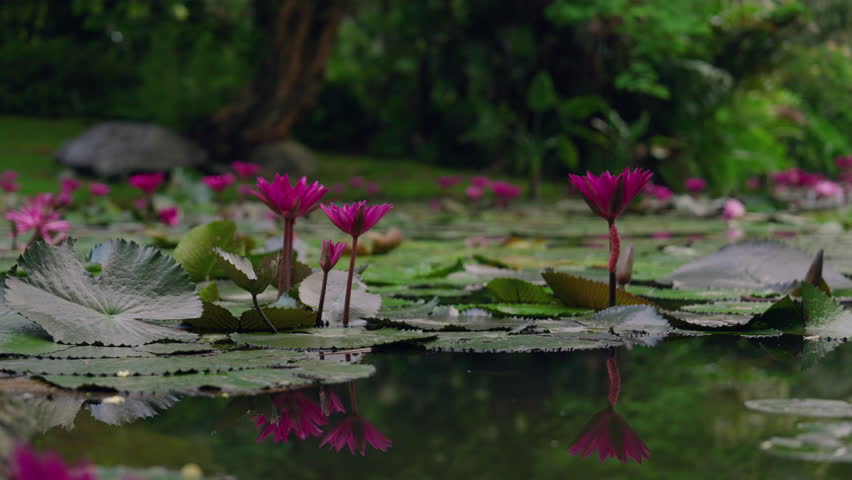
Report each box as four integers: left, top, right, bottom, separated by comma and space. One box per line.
17, 335, 852, 479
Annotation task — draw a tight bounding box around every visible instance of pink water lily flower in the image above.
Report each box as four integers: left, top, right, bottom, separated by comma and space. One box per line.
5, 197, 71, 246
320, 240, 347, 272
321, 201, 393, 326
316, 239, 348, 326
129, 172, 166, 194
569, 168, 652, 307
836, 155, 852, 170
490, 181, 522, 207
569, 169, 652, 222
321, 415, 392, 456
0, 170, 19, 193
203, 173, 236, 193
231, 161, 261, 180
253, 392, 328, 443
252, 174, 328, 296
722, 198, 746, 220
157, 207, 180, 227
251, 174, 327, 219
814, 180, 843, 199
465, 185, 484, 201
60, 177, 81, 193
322, 201, 393, 238
11, 444, 96, 480
645, 183, 672, 202
436, 175, 463, 189
88, 182, 110, 197
470, 176, 491, 188
684, 177, 707, 193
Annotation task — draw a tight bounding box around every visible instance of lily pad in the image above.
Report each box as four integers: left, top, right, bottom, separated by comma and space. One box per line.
681, 302, 772, 315
5, 240, 200, 346
760, 422, 852, 463
664, 241, 852, 291
485, 278, 554, 304
173, 221, 237, 282
424, 330, 622, 353
745, 398, 852, 418
44, 360, 375, 394
801, 283, 852, 339
577, 305, 673, 336
230, 328, 433, 350
542, 269, 654, 310
299, 271, 381, 324
457, 303, 591, 318
0, 349, 302, 376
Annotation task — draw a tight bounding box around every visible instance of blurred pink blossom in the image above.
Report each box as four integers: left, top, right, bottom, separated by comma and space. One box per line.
5, 196, 70, 245
10, 444, 96, 480
253, 392, 328, 443
814, 180, 843, 199
202, 173, 236, 193
746, 177, 761, 190
88, 182, 110, 197
470, 176, 491, 188
366, 182, 381, 196
722, 198, 746, 220
231, 161, 261, 180
465, 185, 484, 201
0, 170, 19, 193
684, 177, 707, 193
129, 172, 165, 194
157, 207, 180, 227
436, 175, 463, 189
321, 415, 392, 456
349, 176, 366, 189
489, 181, 522, 208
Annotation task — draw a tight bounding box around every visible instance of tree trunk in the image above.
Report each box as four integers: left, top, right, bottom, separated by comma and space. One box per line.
194, 0, 347, 163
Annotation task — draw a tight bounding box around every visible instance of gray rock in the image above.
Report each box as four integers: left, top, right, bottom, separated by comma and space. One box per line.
55, 122, 206, 178
250, 140, 318, 179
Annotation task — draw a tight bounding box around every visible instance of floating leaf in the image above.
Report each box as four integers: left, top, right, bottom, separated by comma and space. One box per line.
39, 346, 154, 359
424, 331, 622, 353
377, 297, 439, 319
239, 307, 315, 331
542, 269, 654, 310
577, 305, 673, 336
0, 349, 301, 376
801, 283, 852, 339
745, 398, 852, 418
173, 221, 237, 282
457, 303, 591, 318
485, 278, 554, 304
213, 248, 268, 295
664, 241, 852, 291
760, 422, 852, 463
5, 240, 199, 346
0, 312, 69, 357
231, 328, 433, 350
681, 302, 772, 315
299, 271, 381, 324
45, 360, 376, 394
134, 343, 213, 355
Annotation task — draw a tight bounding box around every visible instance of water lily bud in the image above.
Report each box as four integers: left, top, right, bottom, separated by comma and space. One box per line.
616, 244, 634, 287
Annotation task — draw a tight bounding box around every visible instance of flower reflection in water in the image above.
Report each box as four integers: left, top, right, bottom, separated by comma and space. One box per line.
252, 392, 328, 443
251, 382, 391, 455
321, 383, 391, 456
569, 351, 650, 464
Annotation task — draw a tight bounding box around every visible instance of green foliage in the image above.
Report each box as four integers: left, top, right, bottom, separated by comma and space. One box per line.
173, 221, 237, 282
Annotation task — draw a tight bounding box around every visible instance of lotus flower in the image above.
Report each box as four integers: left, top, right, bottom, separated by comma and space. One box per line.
253, 392, 328, 443
722, 198, 746, 220
836, 155, 852, 170
436, 175, 463, 189
772, 168, 823, 188
684, 177, 707, 193
202, 173, 236, 193
569, 168, 653, 307
251, 174, 328, 296
814, 180, 843, 199
231, 161, 261, 180
746, 177, 761, 190
320, 240, 347, 272
366, 182, 381, 196
568, 353, 650, 464
465, 185, 484, 201
157, 207, 180, 227
320, 201, 393, 326
251, 174, 327, 219
129, 172, 165, 194
490, 181, 522, 207
237, 183, 254, 197
645, 184, 672, 202
5, 197, 70, 246
0, 170, 19, 193
321, 415, 392, 456
316, 240, 348, 326
60, 177, 81, 193
470, 176, 491, 188
88, 182, 110, 197
10, 444, 96, 480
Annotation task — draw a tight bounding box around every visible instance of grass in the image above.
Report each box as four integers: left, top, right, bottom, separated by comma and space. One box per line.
0, 115, 564, 201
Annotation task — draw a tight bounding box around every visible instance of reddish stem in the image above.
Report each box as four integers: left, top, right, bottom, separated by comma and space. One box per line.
316, 270, 329, 327
348, 382, 359, 415
607, 351, 621, 407
342, 235, 359, 327
608, 221, 620, 307
285, 217, 295, 291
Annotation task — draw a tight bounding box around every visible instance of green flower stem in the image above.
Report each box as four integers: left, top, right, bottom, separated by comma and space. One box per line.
342, 235, 359, 327
252, 292, 277, 333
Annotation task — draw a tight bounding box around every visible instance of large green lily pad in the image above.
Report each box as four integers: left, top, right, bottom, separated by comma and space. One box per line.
231, 328, 434, 350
